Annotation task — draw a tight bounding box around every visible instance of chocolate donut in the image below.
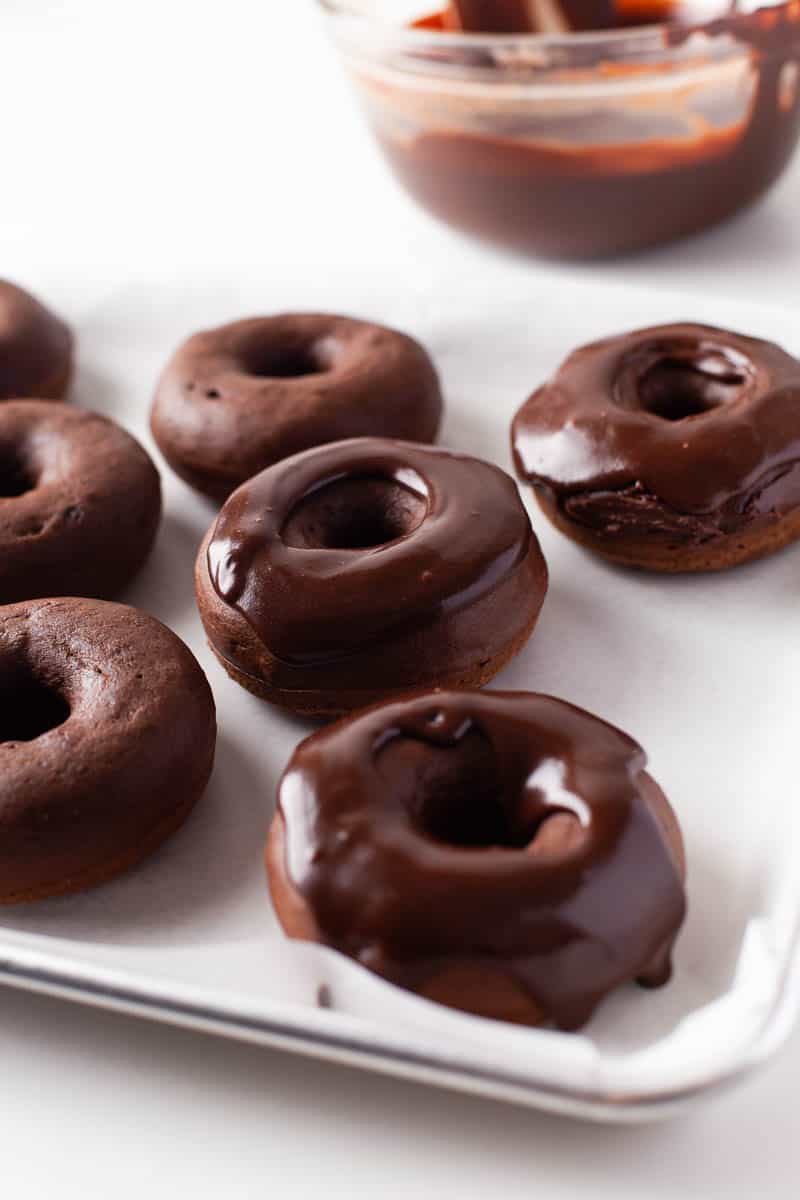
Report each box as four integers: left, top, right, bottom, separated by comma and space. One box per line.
0, 401, 161, 603
0, 598, 216, 903
0, 280, 73, 401
151, 314, 443, 501
196, 438, 547, 718
267, 689, 686, 1030
512, 323, 800, 571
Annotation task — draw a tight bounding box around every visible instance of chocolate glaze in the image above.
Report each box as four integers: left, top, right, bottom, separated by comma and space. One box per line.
207, 438, 533, 667
422, 2, 708, 34
446, 1, 539, 31
274, 690, 686, 1031
440, 2, 640, 33
0, 280, 73, 401
389, 5, 800, 256
512, 323, 800, 543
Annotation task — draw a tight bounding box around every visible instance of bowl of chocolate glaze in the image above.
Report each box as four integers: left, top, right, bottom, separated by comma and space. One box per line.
319, 0, 800, 257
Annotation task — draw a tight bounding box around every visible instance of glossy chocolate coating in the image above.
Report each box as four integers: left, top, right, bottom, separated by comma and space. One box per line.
447, 1, 540, 31
443, 1, 618, 32
151, 314, 442, 501
397, 6, 800, 257
512, 323, 800, 542
0, 280, 73, 401
272, 690, 686, 1031
429, 2, 708, 34
207, 438, 535, 668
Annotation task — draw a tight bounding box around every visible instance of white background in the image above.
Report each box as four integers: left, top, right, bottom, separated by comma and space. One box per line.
1, 1, 799, 1195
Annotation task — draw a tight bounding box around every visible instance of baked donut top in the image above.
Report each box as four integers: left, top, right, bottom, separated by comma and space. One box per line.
276, 689, 686, 1030
0, 401, 159, 555
207, 438, 533, 667
0, 597, 216, 902
151, 312, 443, 500
512, 324, 800, 517
161, 313, 439, 401
0, 279, 72, 400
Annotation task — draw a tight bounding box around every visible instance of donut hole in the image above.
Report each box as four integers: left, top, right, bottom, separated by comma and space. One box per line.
635, 347, 751, 421
240, 337, 334, 380
0, 445, 37, 498
378, 729, 559, 850
282, 474, 427, 551
0, 668, 70, 744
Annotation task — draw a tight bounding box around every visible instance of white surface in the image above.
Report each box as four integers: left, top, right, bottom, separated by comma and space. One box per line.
1, 0, 800, 1193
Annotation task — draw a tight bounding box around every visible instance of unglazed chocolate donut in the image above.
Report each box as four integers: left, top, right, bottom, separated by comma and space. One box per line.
151, 314, 443, 501
267, 689, 686, 1030
0, 401, 161, 603
196, 438, 547, 718
0, 599, 216, 903
512, 323, 800, 571
0, 280, 73, 401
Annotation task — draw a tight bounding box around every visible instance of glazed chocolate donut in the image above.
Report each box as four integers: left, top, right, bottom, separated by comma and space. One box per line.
151, 313, 443, 501
512, 323, 800, 571
0, 598, 216, 903
267, 689, 686, 1030
196, 438, 547, 718
0, 280, 73, 401
0, 402, 161, 603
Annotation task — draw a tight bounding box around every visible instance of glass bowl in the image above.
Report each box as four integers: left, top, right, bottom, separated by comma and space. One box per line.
319, 0, 800, 258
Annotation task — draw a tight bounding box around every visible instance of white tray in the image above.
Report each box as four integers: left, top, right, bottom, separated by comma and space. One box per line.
1, 264, 799, 1123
